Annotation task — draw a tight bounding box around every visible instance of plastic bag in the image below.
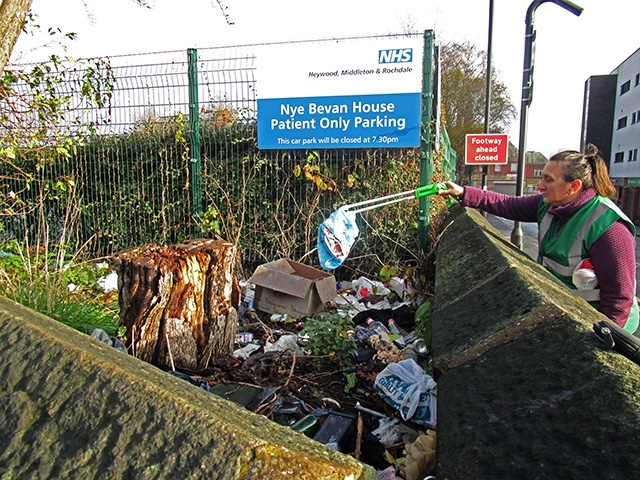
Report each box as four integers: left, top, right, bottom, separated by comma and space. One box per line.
352, 276, 391, 299
317, 207, 359, 270
372, 417, 419, 447
572, 258, 598, 291
374, 358, 437, 426
397, 430, 437, 480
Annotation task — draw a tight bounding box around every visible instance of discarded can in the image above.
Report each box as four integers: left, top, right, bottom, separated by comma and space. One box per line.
412, 338, 429, 355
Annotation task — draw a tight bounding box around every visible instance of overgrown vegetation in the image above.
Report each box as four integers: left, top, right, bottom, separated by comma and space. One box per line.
0, 37, 460, 336
0, 239, 120, 334
0, 33, 117, 334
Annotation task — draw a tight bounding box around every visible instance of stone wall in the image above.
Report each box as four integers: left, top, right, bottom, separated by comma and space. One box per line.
3, 203, 639, 479
0, 298, 375, 480
432, 205, 640, 479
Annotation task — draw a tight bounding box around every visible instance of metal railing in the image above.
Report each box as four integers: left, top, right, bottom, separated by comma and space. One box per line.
2, 33, 456, 279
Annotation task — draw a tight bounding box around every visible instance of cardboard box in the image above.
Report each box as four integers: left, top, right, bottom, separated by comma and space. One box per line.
249, 259, 337, 318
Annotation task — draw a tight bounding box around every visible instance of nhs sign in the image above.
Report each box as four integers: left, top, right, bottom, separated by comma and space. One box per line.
378, 48, 413, 64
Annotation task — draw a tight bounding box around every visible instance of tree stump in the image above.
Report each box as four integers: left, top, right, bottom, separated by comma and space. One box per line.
112, 239, 240, 372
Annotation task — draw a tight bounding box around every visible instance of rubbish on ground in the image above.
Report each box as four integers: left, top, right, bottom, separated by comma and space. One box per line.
210, 269, 436, 478
412, 339, 429, 356
290, 413, 320, 437
352, 304, 415, 332
313, 410, 357, 452
389, 277, 414, 302
366, 317, 391, 335
376, 466, 404, 480
235, 332, 254, 344
375, 359, 437, 426
97, 271, 118, 293
349, 346, 376, 363
166, 370, 211, 392
369, 335, 405, 364
372, 417, 420, 448
264, 334, 305, 356
353, 276, 392, 299
90, 328, 127, 354
355, 401, 387, 418
249, 258, 337, 317
233, 342, 261, 359
396, 430, 437, 480
387, 319, 401, 335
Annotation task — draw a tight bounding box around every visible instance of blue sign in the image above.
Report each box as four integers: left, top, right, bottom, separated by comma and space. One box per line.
256, 38, 424, 150
258, 92, 421, 149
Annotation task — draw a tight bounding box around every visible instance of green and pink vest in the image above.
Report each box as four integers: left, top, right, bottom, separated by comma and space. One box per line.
537, 195, 639, 333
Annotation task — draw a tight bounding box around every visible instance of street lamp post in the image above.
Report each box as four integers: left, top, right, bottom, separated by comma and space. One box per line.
511, 0, 583, 249
482, 0, 495, 192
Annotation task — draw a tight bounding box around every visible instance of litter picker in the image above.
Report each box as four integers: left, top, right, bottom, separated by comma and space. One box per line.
317, 183, 448, 270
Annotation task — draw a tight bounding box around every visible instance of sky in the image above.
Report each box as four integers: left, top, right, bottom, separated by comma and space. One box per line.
10, 0, 640, 158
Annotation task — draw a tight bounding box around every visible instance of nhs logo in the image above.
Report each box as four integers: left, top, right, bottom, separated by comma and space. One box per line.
378, 48, 413, 64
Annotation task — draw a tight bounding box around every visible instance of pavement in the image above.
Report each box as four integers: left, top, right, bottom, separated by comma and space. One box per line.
485, 214, 539, 260
485, 213, 640, 297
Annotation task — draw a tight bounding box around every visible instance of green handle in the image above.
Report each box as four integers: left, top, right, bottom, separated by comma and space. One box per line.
414, 182, 447, 199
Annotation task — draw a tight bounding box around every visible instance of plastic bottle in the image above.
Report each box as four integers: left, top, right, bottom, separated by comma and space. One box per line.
355, 325, 374, 344
387, 318, 400, 335
366, 317, 389, 335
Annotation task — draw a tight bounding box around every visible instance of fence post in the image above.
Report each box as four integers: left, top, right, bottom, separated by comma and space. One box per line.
418, 30, 435, 251
187, 48, 202, 236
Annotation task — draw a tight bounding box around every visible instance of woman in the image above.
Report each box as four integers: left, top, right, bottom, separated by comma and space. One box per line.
440, 144, 639, 335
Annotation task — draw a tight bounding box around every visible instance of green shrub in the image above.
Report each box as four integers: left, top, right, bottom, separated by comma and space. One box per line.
299, 313, 357, 366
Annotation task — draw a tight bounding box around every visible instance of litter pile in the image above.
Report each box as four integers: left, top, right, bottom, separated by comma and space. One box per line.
219, 267, 436, 480
94, 261, 438, 479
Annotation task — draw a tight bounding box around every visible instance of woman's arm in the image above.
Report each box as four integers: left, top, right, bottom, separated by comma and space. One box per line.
443, 184, 541, 223
589, 221, 637, 326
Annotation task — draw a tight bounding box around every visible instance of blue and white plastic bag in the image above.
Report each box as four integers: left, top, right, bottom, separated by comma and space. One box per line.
317, 207, 359, 270
374, 358, 437, 427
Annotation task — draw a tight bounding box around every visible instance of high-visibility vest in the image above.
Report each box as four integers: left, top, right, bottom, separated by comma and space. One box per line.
537, 194, 639, 333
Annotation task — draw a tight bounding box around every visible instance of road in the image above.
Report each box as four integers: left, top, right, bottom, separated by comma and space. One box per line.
485, 214, 539, 261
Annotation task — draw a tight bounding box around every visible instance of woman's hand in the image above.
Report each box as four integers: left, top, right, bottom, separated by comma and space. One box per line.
439, 181, 465, 199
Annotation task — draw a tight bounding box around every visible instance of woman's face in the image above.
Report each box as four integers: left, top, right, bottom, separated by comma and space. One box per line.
538, 161, 580, 206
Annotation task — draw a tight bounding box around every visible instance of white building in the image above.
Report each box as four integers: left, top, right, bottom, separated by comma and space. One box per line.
583, 47, 640, 224
610, 47, 640, 179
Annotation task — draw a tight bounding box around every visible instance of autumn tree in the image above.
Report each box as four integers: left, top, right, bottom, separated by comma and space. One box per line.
441, 40, 517, 184
0, 0, 33, 75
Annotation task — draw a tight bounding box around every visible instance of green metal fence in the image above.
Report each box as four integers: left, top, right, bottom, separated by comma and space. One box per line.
2, 33, 456, 279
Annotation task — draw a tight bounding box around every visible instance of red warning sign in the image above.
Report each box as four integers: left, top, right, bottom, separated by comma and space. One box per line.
465, 133, 509, 165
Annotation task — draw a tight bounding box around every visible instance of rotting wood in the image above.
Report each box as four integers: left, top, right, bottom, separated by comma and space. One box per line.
112, 238, 240, 371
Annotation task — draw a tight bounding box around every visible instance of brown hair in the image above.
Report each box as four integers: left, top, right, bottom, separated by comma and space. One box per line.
548, 143, 616, 199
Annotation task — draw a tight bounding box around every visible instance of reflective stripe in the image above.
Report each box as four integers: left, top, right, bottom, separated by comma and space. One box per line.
541, 256, 574, 276
567, 203, 610, 266
537, 213, 553, 263
575, 289, 600, 302
538, 213, 553, 244
539, 202, 610, 274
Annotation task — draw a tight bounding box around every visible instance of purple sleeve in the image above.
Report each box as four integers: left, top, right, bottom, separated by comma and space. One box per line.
461, 187, 541, 223
589, 221, 637, 326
